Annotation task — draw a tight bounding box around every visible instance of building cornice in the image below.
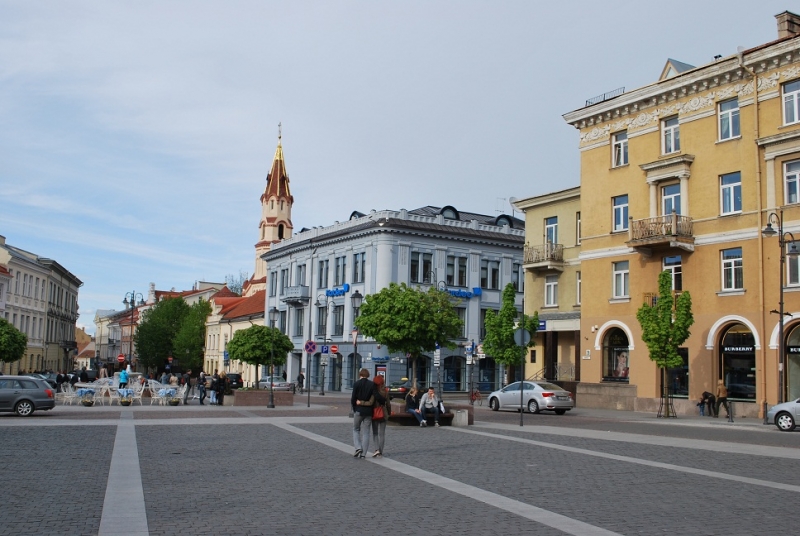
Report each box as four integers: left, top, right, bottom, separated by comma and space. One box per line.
512, 186, 580, 210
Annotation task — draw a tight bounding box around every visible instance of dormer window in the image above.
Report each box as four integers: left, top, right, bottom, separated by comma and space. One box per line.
440, 206, 460, 220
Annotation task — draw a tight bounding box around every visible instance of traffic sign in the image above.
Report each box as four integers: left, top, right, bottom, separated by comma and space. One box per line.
304, 340, 317, 354
476, 343, 484, 354
321, 345, 329, 355
330, 344, 339, 354
117, 353, 125, 363
433, 348, 441, 366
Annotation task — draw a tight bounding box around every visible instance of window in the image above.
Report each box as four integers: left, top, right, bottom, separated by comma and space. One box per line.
719, 98, 740, 140
296, 264, 306, 286
784, 79, 800, 125
316, 306, 328, 336
352, 253, 365, 283
318, 260, 329, 288
613, 195, 628, 232
410, 252, 433, 284
576, 271, 582, 305
446, 256, 468, 287
480, 260, 500, 289
662, 117, 680, 154
279, 311, 287, 334
294, 308, 304, 337
612, 131, 628, 167
268, 272, 277, 297
788, 242, 800, 286
544, 275, 558, 307
480, 309, 489, 339
786, 160, 800, 205
612, 261, 629, 298
332, 305, 344, 336
720, 172, 742, 214
662, 183, 681, 215
334, 256, 346, 286
721, 248, 743, 291
545, 217, 558, 244
663, 255, 683, 291
455, 307, 466, 339
512, 263, 523, 292
279, 269, 289, 295
576, 212, 581, 245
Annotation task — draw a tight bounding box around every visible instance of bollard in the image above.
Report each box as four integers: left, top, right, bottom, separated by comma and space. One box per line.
763, 401, 768, 425
728, 400, 734, 423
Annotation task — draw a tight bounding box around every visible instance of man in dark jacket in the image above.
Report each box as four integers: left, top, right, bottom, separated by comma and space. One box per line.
350, 368, 375, 458
182, 370, 192, 405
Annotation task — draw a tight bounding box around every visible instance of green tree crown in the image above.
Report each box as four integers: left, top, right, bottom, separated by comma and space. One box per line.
636, 270, 694, 369
483, 283, 538, 381
0, 317, 27, 364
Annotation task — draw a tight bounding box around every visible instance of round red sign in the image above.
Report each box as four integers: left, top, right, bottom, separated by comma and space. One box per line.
330, 344, 339, 354
168, 356, 174, 363
117, 354, 125, 363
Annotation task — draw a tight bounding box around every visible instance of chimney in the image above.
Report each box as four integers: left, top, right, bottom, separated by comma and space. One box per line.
0, 235, 5, 246
776, 11, 800, 39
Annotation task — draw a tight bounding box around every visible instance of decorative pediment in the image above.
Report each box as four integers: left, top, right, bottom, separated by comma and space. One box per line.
640, 154, 695, 184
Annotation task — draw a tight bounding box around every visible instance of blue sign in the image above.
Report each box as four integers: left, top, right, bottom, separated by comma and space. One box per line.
372, 356, 390, 363
444, 287, 482, 299
325, 283, 350, 297
321, 345, 330, 354
538, 320, 546, 331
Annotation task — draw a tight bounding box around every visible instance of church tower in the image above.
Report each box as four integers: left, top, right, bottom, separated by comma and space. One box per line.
246, 125, 294, 297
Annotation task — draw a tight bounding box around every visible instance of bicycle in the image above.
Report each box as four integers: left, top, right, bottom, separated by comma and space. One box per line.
470, 388, 483, 406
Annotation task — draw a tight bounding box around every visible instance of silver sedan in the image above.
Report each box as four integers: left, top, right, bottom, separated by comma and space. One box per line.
488, 381, 574, 415
767, 399, 800, 431
257, 376, 295, 391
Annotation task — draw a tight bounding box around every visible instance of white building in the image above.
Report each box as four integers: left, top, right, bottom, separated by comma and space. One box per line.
262, 207, 526, 392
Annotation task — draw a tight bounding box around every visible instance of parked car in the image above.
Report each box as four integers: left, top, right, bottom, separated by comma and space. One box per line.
767, 398, 800, 431
388, 379, 414, 400
488, 381, 574, 415
23, 373, 57, 390
0, 376, 56, 416
226, 373, 244, 390
258, 376, 295, 391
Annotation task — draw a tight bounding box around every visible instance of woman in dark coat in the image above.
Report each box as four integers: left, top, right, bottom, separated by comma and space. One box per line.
216, 371, 229, 406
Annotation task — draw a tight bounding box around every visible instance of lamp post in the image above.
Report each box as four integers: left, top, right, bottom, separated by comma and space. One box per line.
268, 307, 279, 408
122, 291, 145, 372
762, 210, 799, 404
349, 290, 363, 418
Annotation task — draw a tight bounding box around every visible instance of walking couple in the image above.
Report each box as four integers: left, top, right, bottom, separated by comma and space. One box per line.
351, 368, 391, 458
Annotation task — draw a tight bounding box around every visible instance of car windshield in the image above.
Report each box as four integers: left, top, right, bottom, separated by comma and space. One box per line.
535, 382, 563, 391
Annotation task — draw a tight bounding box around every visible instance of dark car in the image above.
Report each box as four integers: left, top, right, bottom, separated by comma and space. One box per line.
0, 376, 56, 416
226, 373, 244, 390
388, 379, 414, 400
24, 373, 58, 390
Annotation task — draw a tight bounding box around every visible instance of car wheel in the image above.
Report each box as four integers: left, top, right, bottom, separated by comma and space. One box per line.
554, 409, 567, 415
527, 400, 540, 414
15, 400, 34, 417
775, 411, 796, 431
489, 397, 499, 411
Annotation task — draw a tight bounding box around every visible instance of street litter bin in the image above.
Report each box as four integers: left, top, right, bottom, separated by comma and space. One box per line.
453, 409, 468, 427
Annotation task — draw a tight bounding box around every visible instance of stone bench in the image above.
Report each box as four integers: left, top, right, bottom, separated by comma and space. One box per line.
387, 401, 473, 426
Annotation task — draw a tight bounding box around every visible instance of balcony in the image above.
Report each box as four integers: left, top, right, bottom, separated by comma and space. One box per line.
523, 243, 564, 272
627, 214, 694, 254
282, 285, 310, 305
642, 290, 683, 308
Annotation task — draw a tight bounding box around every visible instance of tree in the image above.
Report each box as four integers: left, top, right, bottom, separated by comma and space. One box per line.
226, 324, 294, 387
355, 283, 463, 386
0, 317, 27, 365
225, 270, 249, 295
173, 299, 212, 372
636, 270, 694, 416
135, 297, 190, 373
483, 283, 539, 384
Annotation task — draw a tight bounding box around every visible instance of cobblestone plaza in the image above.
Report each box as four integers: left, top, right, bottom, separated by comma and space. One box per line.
1, 398, 798, 536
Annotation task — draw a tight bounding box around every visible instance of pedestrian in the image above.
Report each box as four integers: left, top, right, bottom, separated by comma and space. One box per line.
371, 375, 390, 457
696, 396, 705, 416
182, 369, 192, 405
198, 371, 207, 405
119, 367, 129, 389
56, 370, 66, 392
405, 387, 426, 426
210, 370, 219, 405
282, 370, 287, 381
216, 371, 229, 406
701, 391, 715, 417
69, 372, 79, 387
715, 380, 729, 418
297, 372, 305, 394
350, 368, 375, 458
160, 371, 169, 385
79, 367, 89, 383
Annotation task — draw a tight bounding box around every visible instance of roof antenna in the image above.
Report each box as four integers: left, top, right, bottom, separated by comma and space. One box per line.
277, 122, 282, 145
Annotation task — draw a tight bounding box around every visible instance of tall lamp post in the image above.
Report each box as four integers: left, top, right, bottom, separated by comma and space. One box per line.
122, 291, 145, 372
762, 209, 799, 404
349, 290, 363, 418
268, 307, 279, 408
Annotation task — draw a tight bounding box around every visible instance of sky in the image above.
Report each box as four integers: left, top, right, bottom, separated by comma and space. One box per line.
0, 0, 794, 334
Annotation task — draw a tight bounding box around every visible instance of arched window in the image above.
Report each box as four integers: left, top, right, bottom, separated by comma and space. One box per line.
603, 327, 629, 382
440, 206, 460, 220
278, 224, 285, 239
787, 324, 800, 401
720, 324, 756, 401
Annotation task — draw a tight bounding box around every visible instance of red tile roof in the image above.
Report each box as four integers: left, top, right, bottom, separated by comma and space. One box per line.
222, 290, 266, 321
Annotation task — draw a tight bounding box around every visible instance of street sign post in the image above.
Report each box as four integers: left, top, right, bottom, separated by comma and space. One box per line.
330, 344, 339, 354
304, 340, 317, 354
117, 353, 125, 363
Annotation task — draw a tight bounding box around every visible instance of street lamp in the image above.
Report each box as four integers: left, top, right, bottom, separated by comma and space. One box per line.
762, 210, 799, 404
122, 291, 145, 372
349, 290, 364, 418
268, 306, 279, 409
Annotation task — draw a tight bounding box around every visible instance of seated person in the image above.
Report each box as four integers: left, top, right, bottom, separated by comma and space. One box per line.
405, 387, 425, 425
418, 386, 440, 427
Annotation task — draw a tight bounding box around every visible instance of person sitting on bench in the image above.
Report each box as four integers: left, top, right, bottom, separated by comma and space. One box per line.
405, 387, 425, 426
418, 386, 441, 427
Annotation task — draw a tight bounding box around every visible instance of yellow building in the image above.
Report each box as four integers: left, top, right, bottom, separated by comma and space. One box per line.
561, 12, 800, 417
513, 188, 581, 384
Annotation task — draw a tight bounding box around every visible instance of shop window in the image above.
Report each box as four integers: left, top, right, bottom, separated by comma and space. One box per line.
720, 324, 756, 401
603, 327, 629, 382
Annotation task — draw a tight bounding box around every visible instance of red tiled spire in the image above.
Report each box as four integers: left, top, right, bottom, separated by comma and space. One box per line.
261, 124, 293, 204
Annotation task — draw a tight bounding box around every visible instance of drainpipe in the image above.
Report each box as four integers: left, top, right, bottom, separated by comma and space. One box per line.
738, 51, 767, 417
